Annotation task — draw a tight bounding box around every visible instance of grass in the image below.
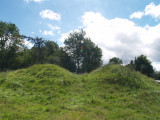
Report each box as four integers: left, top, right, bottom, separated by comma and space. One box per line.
0, 64, 160, 120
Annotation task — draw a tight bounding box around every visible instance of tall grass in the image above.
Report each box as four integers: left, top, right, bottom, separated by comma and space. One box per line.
0, 64, 160, 119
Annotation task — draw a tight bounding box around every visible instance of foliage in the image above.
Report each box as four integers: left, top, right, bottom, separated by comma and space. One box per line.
81, 38, 102, 73
64, 29, 102, 73
125, 60, 135, 70
0, 21, 24, 70
154, 71, 160, 80
59, 48, 76, 72
0, 21, 102, 73
126, 55, 155, 78
43, 40, 59, 57
109, 57, 123, 64
134, 55, 154, 77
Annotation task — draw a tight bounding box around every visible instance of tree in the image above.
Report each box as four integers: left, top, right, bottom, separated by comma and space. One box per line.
44, 40, 61, 65
154, 71, 160, 80
0, 21, 24, 70
44, 40, 59, 57
59, 48, 76, 72
109, 57, 123, 64
134, 55, 154, 77
29, 37, 45, 63
64, 30, 102, 73
125, 60, 135, 70
81, 38, 102, 73
14, 48, 33, 68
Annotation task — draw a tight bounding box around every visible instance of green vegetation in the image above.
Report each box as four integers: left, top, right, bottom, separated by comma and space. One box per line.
0, 64, 160, 120
0, 21, 102, 74
0, 20, 159, 78
109, 57, 123, 65
128, 55, 154, 77
64, 30, 102, 73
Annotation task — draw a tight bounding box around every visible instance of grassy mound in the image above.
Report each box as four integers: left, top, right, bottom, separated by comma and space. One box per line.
0, 64, 77, 91
0, 64, 160, 120
87, 64, 159, 89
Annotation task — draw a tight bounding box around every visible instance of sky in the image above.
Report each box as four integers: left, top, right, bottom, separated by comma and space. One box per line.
0, 0, 160, 70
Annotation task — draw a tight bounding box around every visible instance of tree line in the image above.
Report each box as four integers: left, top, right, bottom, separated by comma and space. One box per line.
109, 56, 160, 79
0, 21, 159, 79
0, 21, 102, 73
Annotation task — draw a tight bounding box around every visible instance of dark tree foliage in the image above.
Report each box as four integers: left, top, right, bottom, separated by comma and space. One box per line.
64, 30, 102, 73
15, 48, 33, 68
81, 38, 102, 73
0, 21, 24, 70
0, 21, 102, 73
0, 21, 61, 70
44, 40, 59, 57
29, 37, 45, 63
126, 55, 156, 78
64, 30, 85, 73
43, 40, 60, 65
134, 55, 154, 77
125, 60, 135, 70
154, 71, 160, 80
109, 57, 123, 64
59, 48, 76, 72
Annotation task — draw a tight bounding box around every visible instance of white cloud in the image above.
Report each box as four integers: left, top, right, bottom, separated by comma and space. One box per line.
59, 11, 160, 70
34, 0, 44, 2
152, 62, 160, 71
41, 23, 60, 36
40, 9, 61, 21
130, 11, 144, 19
47, 24, 60, 30
43, 30, 54, 36
130, 2, 160, 19
59, 32, 70, 42
145, 2, 160, 18
24, 0, 44, 3
59, 29, 80, 42
42, 24, 60, 36
24, 39, 34, 48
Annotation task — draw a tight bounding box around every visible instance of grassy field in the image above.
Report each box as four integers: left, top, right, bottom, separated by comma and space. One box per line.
0, 64, 160, 120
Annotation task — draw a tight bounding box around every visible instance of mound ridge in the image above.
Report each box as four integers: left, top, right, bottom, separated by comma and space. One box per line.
1, 64, 159, 90
0, 64, 78, 95
0, 64, 160, 120
87, 64, 159, 89
16, 64, 76, 79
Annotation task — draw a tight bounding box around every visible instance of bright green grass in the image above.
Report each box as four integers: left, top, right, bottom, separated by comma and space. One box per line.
0, 64, 160, 120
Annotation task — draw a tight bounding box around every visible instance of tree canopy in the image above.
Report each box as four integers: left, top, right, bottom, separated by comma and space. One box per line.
109, 57, 123, 64
0, 21, 102, 73
0, 20, 158, 78
64, 30, 102, 73
134, 55, 154, 77
126, 55, 155, 78
0, 21, 24, 70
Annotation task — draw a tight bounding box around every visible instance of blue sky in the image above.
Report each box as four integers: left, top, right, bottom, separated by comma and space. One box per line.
0, 0, 160, 70
0, 0, 156, 41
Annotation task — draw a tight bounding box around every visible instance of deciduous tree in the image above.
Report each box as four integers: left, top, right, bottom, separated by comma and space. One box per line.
0, 21, 23, 70
64, 30, 102, 73
109, 57, 123, 64
134, 55, 154, 77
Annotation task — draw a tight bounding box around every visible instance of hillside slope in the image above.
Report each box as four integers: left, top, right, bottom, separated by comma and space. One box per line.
0, 64, 160, 120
